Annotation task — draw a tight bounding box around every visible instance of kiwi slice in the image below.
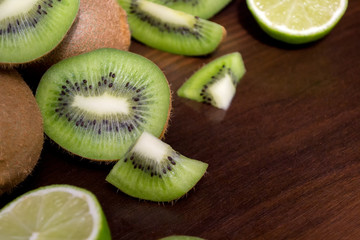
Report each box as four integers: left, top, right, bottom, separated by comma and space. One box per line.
0, 0, 79, 65
177, 52, 246, 110
148, 0, 232, 19
118, 0, 226, 56
106, 131, 208, 202
35, 48, 171, 161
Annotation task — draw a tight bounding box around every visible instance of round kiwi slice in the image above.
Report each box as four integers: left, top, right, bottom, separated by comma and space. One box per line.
0, 0, 79, 65
35, 48, 171, 161
0, 70, 44, 195
106, 131, 208, 202
148, 0, 232, 19
118, 0, 226, 56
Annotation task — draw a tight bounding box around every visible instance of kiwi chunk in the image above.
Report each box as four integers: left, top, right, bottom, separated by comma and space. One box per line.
106, 131, 208, 202
0, 0, 79, 65
148, 0, 232, 19
118, 0, 226, 56
35, 48, 171, 161
177, 52, 246, 110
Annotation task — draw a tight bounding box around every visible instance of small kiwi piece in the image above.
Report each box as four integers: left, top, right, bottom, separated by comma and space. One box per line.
40, 0, 131, 67
0, 0, 79, 65
35, 48, 171, 161
148, 0, 232, 19
0, 70, 44, 195
177, 52, 246, 110
106, 131, 208, 202
159, 236, 205, 240
118, 0, 226, 56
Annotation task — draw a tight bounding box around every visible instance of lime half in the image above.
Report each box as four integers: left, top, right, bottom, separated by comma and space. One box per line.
0, 185, 111, 240
246, 0, 348, 44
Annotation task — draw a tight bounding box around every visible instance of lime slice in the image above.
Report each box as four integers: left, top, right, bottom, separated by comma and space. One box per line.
0, 185, 111, 240
246, 0, 348, 44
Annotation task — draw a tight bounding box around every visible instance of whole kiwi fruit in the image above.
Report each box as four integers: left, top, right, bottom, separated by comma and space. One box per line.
0, 70, 44, 195
40, 0, 131, 67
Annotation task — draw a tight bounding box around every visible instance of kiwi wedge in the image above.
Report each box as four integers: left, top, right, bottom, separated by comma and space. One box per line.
118, 0, 226, 56
0, 70, 43, 195
35, 48, 171, 161
177, 52, 246, 110
0, 0, 79, 65
148, 0, 232, 19
106, 131, 208, 202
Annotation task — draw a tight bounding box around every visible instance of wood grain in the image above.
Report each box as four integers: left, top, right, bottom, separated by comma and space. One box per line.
2, 0, 360, 239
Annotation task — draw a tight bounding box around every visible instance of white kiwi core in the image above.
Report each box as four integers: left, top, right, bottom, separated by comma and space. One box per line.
132, 131, 169, 164
207, 74, 236, 110
72, 92, 130, 115
138, 0, 196, 27
0, 0, 39, 22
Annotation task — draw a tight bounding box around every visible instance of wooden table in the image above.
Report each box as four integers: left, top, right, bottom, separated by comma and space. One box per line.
2, 0, 360, 239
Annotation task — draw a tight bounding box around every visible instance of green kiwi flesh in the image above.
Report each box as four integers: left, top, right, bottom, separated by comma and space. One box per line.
159, 236, 204, 240
0, 0, 79, 64
118, 0, 226, 56
148, 0, 232, 19
35, 48, 171, 161
177, 52, 246, 110
106, 131, 208, 202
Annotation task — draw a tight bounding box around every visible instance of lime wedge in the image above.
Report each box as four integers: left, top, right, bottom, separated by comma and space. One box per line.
246, 0, 348, 44
0, 185, 111, 240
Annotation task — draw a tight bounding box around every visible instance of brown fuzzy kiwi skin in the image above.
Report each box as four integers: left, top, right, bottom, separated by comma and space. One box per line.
37, 0, 131, 68
159, 85, 173, 140
0, 70, 44, 195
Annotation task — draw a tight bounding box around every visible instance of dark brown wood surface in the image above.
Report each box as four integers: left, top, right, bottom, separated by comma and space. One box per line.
2, 0, 360, 239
